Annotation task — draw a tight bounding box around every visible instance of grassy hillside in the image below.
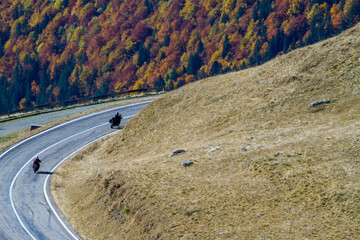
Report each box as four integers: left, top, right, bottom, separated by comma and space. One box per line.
51, 23, 360, 239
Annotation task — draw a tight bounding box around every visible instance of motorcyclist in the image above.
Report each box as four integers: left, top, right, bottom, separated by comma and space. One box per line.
33, 156, 41, 173
113, 112, 122, 125
109, 112, 122, 128
34, 156, 41, 165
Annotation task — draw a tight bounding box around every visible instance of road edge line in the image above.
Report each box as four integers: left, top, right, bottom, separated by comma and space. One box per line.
43, 132, 116, 240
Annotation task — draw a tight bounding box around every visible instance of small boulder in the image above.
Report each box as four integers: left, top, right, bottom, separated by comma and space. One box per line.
171, 149, 186, 157
181, 161, 193, 167
309, 100, 330, 108
242, 145, 251, 151
30, 124, 43, 130
208, 147, 221, 152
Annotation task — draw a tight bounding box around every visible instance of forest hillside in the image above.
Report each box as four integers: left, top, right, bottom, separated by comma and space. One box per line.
51, 23, 360, 239
0, 0, 359, 113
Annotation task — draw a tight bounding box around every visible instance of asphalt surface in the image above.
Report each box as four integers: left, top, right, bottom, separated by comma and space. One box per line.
0, 101, 152, 240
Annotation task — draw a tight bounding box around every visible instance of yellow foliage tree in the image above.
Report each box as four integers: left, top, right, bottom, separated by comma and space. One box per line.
222, 0, 236, 15
307, 3, 326, 26
114, 81, 125, 92
210, 49, 222, 63
70, 26, 86, 42
19, 98, 27, 110
133, 79, 145, 90
79, 2, 95, 19
205, 0, 219, 12
157, 22, 171, 42
144, 62, 156, 80
125, 37, 136, 52
187, 30, 200, 52
180, 0, 198, 20
31, 80, 40, 96
23, 0, 34, 15
133, 52, 139, 66
330, 3, 344, 31
180, 52, 190, 68
136, 62, 148, 79
100, 38, 118, 57
344, 0, 360, 19
185, 74, 195, 83
260, 41, 269, 58
28, 9, 41, 28
54, 0, 66, 11
287, 0, 301, 18
70, 65, 81, 85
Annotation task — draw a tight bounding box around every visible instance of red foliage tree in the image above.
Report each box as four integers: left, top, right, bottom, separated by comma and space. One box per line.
133, 6, 150, 22
284, 15, 308, 36
132, 22, 153, 42
120, 62, 138, 88
166, 31, 185, 56
165, 0, 185, 21
87, 35, 106, 57
171, 17, 183, 31
80, 8, 96, 26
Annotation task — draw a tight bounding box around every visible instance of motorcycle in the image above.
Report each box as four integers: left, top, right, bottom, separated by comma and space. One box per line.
109, 114, 122, 129
33, 161, 41, 174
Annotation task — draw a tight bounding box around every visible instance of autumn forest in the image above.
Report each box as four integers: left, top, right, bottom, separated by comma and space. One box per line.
0, 0, 359, 113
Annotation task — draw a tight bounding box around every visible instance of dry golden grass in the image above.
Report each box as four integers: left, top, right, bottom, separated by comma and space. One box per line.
51, 24, 360, 239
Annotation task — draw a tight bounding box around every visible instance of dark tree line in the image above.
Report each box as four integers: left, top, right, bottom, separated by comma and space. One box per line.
0, 0, 359, 114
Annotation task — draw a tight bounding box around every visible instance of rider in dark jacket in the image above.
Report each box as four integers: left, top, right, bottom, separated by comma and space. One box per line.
34, 156, 41, 165
33, 156, 41, 173
113, 112, 122, 125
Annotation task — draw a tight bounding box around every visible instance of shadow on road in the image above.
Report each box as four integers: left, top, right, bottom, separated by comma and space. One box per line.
37, 171, 54, 175
111, 126, 123, 129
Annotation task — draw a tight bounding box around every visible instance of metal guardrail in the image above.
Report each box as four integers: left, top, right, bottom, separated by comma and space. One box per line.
0, 87, 164, 117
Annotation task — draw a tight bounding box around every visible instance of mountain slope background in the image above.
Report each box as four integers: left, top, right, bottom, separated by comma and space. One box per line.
1, 0, 359, 113
51, 23, 360, 239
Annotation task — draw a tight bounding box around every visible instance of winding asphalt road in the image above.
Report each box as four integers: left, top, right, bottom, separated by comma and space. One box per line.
0, 101, 151, 240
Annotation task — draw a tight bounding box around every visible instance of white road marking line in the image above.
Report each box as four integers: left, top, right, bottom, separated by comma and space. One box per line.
7, 111, 137, 239
44, 132, 116, 240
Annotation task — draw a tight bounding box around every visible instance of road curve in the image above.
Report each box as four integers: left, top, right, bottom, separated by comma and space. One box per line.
0, 101, 151, 240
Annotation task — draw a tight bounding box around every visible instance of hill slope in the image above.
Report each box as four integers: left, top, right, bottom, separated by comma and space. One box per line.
1, 0, 359, 113
51, 23, 360, 239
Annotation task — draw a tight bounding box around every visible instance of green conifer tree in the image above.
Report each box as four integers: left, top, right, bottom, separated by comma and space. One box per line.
37, 67, 50, 105
210, 60, 222, 76
187, 53, 203, 75
222, 34, 231, 58
154, 75, 165, 88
